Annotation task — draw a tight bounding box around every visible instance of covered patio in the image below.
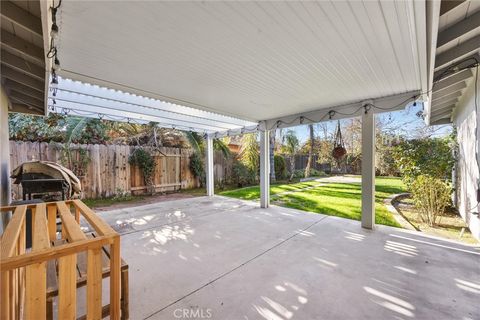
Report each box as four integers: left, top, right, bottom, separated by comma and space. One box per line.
99, 196, 479, 319
1, 0, 480, 319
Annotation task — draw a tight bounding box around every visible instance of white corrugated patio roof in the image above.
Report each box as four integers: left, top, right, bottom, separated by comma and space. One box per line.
49, 76, 258, 133
47, 1, 432, 134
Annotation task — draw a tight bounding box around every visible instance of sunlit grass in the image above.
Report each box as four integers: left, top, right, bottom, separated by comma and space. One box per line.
220, 176, 405, 227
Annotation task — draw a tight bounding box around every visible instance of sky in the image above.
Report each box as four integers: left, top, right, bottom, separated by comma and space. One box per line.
287, 102, 452, 143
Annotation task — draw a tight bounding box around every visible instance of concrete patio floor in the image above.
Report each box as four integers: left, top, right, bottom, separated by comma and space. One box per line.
98, 196, 480, 320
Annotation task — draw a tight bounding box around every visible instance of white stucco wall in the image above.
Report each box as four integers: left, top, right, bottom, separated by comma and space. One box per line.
0, 86, 11, 232
452, 79, 480, 240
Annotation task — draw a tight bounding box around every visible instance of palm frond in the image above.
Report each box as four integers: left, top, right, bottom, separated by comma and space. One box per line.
282, 130, 299, 155
213, 139, 231, 158
240, 133, 259, 171
183, 131, 204, 153
65, 117, 88, 144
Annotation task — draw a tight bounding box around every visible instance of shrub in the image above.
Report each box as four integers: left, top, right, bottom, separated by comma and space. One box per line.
232, 160, 256, 187
189, 152, 205, 186
274, 155, 287, 180
411, 175, 452, 226
392, 137, 455, 187
309, 169, 326, 177
112, 188, 133, 201
129, 148, 156, 192
292, 169, 305, 179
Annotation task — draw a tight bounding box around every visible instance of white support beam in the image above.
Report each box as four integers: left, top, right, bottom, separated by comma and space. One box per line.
437, 10, 480, 48
425, 0, 441, 121
259, 130, 270, 208
361, 109, 375, 229
206, 136, 214, 197
435, 35, 480, 70
1, 87, 12, 231
39, 0, 54, 116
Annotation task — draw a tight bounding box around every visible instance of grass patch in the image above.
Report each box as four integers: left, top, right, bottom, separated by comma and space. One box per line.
219, 176, 405, 227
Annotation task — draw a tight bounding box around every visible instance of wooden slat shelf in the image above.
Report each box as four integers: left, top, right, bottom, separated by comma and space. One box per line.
0, 200, 126, 320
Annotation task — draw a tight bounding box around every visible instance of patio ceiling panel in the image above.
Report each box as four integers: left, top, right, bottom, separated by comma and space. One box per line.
52, 1, 426, 130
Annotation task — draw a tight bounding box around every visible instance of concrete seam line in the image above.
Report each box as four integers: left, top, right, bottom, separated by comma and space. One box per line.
143, 215, 329, 319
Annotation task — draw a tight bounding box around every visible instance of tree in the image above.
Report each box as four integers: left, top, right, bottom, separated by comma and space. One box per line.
183, 131, 231, 158
239, 133, 259, 177
304, 125, 315, 178
392, 136, 455, 187
8, 113, 110, 144
282, 130, 300, 181
315, 123, 335, 168
269, 130, 276, 182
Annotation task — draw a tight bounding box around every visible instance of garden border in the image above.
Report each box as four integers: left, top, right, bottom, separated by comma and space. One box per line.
384, 193, 417, 230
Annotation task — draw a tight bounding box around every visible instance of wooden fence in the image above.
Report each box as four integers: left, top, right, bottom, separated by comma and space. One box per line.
8, 141, 212, 199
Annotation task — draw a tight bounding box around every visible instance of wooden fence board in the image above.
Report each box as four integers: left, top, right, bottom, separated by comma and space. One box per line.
8, 141, 215, 199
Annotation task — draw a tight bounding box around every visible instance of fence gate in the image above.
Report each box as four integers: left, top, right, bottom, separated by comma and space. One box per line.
130, 148, 182, 194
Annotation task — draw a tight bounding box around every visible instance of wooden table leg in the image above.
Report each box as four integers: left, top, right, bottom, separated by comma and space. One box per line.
46, 297, 53, 320
121, 268, 129, 320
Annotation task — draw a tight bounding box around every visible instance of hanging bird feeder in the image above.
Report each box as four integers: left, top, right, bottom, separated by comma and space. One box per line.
332, 120, 347, 160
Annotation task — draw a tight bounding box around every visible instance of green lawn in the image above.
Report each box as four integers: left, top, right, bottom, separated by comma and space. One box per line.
220, 176, 405, 227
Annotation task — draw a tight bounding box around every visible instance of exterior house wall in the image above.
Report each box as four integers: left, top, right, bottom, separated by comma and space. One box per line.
0, 86, 11, 232
452, 80, 480, 240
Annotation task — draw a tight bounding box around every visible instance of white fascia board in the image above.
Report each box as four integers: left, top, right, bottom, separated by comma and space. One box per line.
262, 90, 420, 131
210, 90, 420, 138
424, 0, 441, 125
207, 123, 260, 139
414, 0, 429, 99
39, 0, 53, 116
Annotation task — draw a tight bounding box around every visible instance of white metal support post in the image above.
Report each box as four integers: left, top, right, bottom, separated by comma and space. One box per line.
361, 108, 375, 229
206, 136, 214, 196
260, 130, 270, 208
